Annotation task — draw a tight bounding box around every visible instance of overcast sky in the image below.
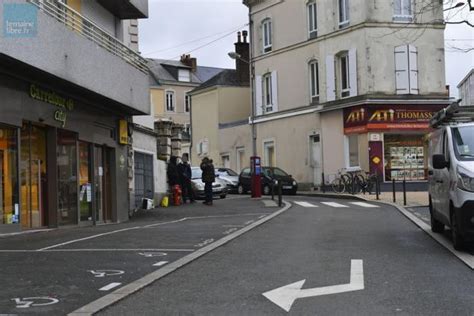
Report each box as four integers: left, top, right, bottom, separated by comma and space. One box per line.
139, 0, 473, 97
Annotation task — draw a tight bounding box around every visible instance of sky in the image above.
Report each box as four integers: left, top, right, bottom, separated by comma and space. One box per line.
139, 0, 473, 98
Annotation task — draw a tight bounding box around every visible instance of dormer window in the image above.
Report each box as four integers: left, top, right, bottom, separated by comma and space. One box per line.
178, 69, 191, 82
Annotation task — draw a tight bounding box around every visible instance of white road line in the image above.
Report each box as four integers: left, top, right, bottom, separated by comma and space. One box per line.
0, 248, 194, 253
263, 200, 278, 207
321, 202, 348, 208
37, 227, 141, 251
294, 201, 318, 208
152, 261, 169, 267
99, 283, 122, 291
349, 202, 379, 208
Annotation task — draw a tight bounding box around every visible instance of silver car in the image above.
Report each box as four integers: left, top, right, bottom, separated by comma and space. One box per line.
216, 168, 240, 193
190, 167, 228, 200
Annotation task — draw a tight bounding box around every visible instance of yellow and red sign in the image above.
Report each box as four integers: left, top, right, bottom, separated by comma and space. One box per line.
343, 105, 446, 134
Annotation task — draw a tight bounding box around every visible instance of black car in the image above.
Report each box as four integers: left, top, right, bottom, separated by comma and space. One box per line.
237, 167, 298, 195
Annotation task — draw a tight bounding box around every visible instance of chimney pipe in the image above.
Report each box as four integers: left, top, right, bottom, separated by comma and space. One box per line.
242, 30, 248, 43
237, 31, 242, 43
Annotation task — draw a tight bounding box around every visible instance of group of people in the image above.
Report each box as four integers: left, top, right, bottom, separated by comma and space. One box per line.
166, 154, 215, 206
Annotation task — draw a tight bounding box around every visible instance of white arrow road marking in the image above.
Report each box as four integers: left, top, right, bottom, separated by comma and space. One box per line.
321, 202, 348, 208
350, 202, 379, 208
99, 283, 122, 291
138, 252, 167, 258
88, 270, 125, 278
294, 202, 318, 208
263, 259, 364, 312
153, 261, 169, 267
12, 297, 59, 308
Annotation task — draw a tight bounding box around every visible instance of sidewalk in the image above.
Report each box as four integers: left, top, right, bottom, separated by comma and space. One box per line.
297, 190, 428, 207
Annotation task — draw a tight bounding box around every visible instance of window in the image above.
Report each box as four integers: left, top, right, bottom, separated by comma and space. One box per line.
309, 60, 319, 102
339, 53, 350, 98
262, 19, 272, 53
263, 141, 275, 167
393, 0, 413, 21
236, 147, 245, 172
166, 91, 175, 112
345, 134, 359, 168
183, 123, 191, 139
307, 1, 317, 38
178, 69, 191, 82
395, 45, 418, 95
339, 0, 349, 27
262, 73, 273, 112
221, 155, 230, 168
184, 94, 191, 112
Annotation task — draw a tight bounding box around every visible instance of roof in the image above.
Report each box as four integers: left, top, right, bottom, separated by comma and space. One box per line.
457, 68, 474, 88
147, 58, 226, 85
190, 69, 250, 94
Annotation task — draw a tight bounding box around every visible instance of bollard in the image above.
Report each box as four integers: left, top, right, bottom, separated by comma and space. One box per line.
278, 180, 283, 207
403, 177, 407, 206
392, 178, 396, 203
321, 172, 326, 193
376, 176, 380, 201
351, 172, 355, 195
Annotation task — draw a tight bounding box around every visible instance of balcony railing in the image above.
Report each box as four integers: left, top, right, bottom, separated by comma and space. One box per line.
28, 0, 148, 74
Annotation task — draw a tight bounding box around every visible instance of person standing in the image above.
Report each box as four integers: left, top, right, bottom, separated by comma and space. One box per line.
167, 156, 179, 187
200, 157, 215, 205
178, 153, 194, 203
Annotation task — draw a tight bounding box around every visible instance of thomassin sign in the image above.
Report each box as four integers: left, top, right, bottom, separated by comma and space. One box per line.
30, 84, 74, 127
343, 105, 446, 134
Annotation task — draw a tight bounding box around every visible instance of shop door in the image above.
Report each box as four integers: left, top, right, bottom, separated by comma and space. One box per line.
57, 130, 78, 226
134, 152, 154, 208
20, 123, 48, 229
79, 142, 92, 222
310, 135, 322, 186
94, 146, 112, 222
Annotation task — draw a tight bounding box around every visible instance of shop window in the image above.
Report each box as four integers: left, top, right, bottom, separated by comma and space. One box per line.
384, 134, 427, 182
345, 134, 359, 168
0, 126, 19, 225
79, 142, 92, 222
57, 130, 78, 226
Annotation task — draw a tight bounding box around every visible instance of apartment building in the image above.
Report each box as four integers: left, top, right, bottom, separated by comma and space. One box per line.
0, 0, 149, 232
190, 32, 251, 171
244, 0, 451, 189
148, 56, 226, 157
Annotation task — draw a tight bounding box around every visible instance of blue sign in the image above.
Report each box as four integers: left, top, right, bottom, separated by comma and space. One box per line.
3, 3, 38, 38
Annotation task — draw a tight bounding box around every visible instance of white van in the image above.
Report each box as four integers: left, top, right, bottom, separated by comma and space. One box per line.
428, 102, 474, 250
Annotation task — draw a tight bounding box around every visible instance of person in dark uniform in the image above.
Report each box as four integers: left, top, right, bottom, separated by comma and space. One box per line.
177, 153, 194, 203
200, 157, 215, 205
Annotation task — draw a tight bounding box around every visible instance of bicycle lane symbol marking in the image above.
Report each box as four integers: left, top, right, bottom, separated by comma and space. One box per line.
12, 297, 59, 308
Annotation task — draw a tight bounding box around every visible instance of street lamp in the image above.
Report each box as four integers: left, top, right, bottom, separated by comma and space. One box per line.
444, 1, 465, 10
228, 50, 260, 197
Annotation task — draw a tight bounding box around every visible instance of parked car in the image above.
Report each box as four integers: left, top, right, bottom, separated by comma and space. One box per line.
190, 167, 228, 199
216, 168, 239, 193
238, 166, 298, 195
428, 102, 474, 250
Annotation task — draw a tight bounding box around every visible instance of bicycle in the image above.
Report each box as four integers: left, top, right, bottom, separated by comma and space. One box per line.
331, 169, 351, 193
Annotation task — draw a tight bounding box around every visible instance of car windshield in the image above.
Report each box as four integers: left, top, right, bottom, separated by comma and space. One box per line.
452, 126, 474, 161
191, 168, 202, 179
218, 169, 238, 176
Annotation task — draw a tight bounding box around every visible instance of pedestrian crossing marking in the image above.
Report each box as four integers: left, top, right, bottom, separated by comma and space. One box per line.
294, 202, 318, 207
349, 202, 379, 208
321, 202, 348, 208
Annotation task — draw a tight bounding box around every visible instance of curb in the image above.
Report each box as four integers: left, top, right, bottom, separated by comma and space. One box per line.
356, 196, 474, 270
68, 200, 292, 315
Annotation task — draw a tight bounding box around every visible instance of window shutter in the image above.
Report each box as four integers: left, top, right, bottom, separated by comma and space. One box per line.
325, 55, 335, 101
255, 75, 263, 116
348, 48, 358, 97
271, 71, 278, 112
395, 45, 409, 94
408, 45, 419, 95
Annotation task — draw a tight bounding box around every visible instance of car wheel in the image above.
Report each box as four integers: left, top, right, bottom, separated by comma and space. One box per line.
220, 194, 226, 199
429, 197, 444, 233
263, 185, 271, 195
451, 211, 464, 250
237, 184, 245, 195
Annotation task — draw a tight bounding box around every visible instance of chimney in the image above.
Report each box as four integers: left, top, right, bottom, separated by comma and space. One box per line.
234, 30, 250, 85
180, 54, 197, 72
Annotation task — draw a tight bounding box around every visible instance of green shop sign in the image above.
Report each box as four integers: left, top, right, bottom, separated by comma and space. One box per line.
29, 84, 74, 127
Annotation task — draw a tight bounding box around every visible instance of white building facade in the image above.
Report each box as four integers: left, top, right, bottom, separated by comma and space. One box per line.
245, 0, 451, 189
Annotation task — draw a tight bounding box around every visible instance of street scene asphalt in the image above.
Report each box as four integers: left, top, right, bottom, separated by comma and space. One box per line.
1, 195, 474, 315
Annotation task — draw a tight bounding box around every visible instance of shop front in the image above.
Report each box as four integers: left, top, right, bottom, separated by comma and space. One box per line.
0, 72, 130, 233
343, 104, 446, 182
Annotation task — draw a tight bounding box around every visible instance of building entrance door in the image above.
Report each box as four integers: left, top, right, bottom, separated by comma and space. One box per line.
94, 146, 112, 223
310, 134, 322, 186
57, 130, 78, 226
20, 123, 48, 229
134, 152, 154, 208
